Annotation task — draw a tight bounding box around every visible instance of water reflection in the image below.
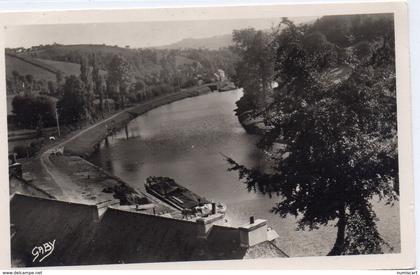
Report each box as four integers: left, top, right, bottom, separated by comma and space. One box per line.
89, 90, 265, 204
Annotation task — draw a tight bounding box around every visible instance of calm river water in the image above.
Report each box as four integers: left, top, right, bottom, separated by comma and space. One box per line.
89, 89, 400, 257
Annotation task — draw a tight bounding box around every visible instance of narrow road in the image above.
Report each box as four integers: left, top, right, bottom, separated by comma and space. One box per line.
39, 108, 132, 203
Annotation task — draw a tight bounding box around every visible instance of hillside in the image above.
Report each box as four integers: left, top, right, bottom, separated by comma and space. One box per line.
7, 44, 203, 78
7, 44, 149, 77
6, 53, 107, 82
158, 34, 233, 50
5, 53, 107, 117
6, 43, 238, 86
6, 54, 57, 82
34, 58, 83, 77
23, 44, 137, 62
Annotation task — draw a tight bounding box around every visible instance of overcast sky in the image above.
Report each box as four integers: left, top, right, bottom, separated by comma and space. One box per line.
5, 17, 317, 49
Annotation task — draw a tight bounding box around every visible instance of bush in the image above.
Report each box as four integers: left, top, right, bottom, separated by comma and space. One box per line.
150, 84, 176, 97
12, 95, 56, 129
181, 79, 197, 89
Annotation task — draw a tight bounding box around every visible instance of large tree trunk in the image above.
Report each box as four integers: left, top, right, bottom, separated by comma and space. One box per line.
328, 204, 346, 256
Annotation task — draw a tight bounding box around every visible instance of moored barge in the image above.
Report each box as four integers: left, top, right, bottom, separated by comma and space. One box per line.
145, 176, 226, 215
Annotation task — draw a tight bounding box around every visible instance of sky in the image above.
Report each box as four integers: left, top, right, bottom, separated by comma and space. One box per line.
4, 17, 317, 49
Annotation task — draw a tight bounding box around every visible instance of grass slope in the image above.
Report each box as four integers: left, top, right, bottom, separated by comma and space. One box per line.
34, 58, 81, 76
6, 53, 107, 83
6, 54, 56, 82
9, 44, 200, 79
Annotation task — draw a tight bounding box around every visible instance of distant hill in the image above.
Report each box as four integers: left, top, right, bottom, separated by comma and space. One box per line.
158, 34, 233, 50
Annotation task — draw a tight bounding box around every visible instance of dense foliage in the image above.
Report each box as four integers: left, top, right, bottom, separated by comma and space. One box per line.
231, 28, 276, 112
57, 75, 88, 125
228, 14, 398, 255
12, 95, 56, 129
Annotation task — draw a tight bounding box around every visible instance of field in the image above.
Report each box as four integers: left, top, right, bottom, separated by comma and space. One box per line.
6, 54, 107, 82
7, 44, 205, 80
33, 58, 82, 77
35, 58, 107, 77
5, 54, 56, 82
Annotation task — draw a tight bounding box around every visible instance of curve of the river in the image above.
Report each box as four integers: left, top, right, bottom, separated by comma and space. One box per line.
88, 89, 400, 257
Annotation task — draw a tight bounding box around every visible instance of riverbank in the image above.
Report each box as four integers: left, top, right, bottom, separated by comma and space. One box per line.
64, 85, 212, 158
237, 110, 268, 135
56, 85, 212, 205
14, 85, 212, 209
44, 154, 175, 215
234, 91, 270, 135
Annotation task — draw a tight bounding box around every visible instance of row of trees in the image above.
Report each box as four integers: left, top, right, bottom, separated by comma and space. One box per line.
11, 46, 232, 130
6, 70, 59, 96
228, 14, 398, 255
57, 53, 186, 126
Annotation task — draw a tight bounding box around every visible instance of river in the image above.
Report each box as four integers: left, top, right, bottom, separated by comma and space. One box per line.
88, 89, 400, 257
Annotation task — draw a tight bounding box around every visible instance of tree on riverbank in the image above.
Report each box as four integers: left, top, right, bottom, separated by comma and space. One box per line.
107, 54, 133, 109
232, 28, 276, 111
57, 75, 88, 125
227, 14, 398, 255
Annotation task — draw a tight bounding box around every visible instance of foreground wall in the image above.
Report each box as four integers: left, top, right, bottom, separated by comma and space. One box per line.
10, 193, 286, 267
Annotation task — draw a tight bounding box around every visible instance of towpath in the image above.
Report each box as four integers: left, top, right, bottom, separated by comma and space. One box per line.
40, 108, 133, 203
